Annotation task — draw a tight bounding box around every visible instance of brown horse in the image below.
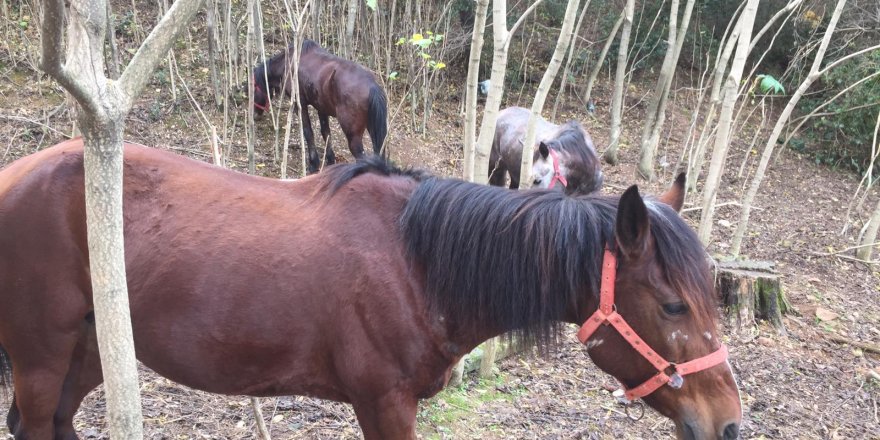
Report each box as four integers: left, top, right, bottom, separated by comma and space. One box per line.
253, 39, 387, 173
490, 106, 603, 194
0, 138, 741, 440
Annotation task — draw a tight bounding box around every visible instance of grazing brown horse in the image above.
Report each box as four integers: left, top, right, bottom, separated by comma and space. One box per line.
490, 106, 603, 194
0, 138, 741, 440
253, 39, 388, 173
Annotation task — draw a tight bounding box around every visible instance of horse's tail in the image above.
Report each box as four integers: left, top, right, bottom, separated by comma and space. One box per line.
367, 84, 388, 159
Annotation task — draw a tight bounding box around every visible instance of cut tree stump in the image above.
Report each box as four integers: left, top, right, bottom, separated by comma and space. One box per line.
715, 260, 790, 333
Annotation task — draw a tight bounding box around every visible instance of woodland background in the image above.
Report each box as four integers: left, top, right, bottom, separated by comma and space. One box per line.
1, 0, 879, 438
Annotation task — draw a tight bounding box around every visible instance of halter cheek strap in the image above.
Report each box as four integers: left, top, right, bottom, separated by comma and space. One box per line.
252, 76, 270, 112
577, 248, 729, 402
547, 148, 568, 189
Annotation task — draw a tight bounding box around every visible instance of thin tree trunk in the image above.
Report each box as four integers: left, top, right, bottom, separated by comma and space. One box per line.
686, 3, 744, 192
246, 0, 256, 174
518, 0, 581, 189
462, 0, 490, 181
730, 0, 847, 255
697, 0, 759, 245
473, 0, 545, 185
638, 0, 697, 181
602, 0, 633, 165
859, 196, 880, 261
40, 0, 204, 437
345, 0, 358, 58
583, 10, 623, 105
206, 0, 222, 107
550, 0, 591, 121
105, 1, 121, 79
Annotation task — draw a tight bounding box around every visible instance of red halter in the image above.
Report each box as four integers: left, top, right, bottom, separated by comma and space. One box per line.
577, 248, 729, 402
547, 148, 568, 189
252, 76, 269, 112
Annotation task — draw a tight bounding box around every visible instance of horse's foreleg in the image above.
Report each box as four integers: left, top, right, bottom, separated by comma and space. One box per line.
319, 113, 335, 166
301, 107, 320, 173
52, 320, 104, 440
352, 392, 418, 440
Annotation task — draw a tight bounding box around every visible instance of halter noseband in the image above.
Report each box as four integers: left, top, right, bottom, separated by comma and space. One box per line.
577, 247, 729, 402
547, 148, 568, 189
252, 76, 269, 112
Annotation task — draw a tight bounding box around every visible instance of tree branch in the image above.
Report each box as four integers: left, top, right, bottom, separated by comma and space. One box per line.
817, 43, 880, 77
119, 0, 206, 109
506, 0, 548, 49
40, 0, 102, 116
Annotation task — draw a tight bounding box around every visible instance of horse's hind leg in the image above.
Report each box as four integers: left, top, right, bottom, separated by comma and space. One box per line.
351, 392, 417, 440
318, 113, 335, 165
52, 317, 103, 440
300, 106, 321, 173
7, 333, 79, 440
7, 393, 20, 435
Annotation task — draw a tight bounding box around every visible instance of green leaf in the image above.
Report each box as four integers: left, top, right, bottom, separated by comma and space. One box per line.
434, 62, 446, 70
757, 74, 785, 95
395, 37, 406, 46
420, 52, 432, 60
411, 33, 424, 42
388, 71, 399, 80
365, 0, 377, 11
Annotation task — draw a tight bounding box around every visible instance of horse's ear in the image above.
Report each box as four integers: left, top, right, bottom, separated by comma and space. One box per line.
538, 142, 550, 159
658, 172, 686, 213
616, 185, 651, 261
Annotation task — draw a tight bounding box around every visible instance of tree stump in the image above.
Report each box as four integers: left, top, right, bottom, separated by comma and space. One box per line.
715, 260, 790, 333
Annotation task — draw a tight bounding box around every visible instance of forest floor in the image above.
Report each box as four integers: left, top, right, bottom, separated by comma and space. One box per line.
1, 19, 880, 440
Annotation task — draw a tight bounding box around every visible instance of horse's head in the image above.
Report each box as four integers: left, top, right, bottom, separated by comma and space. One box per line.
251, 69, 271, 116
531, 122, 603, 194
580, 174, 742, 440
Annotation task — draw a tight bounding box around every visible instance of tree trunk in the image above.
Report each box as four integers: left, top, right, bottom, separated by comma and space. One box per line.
697, 0, 758, 245
602, 0, 633, 165
730, 0, 847, 256
246, 0, 256, 174
206, 0, 222, 107
105, 1, 121, 79
462, 0, 490, 182
40, 0, 204, 437
859, 196, 880, 262
686, 4, 743, 193
345, 0, 358, 58
518, 0, 581, 189
550, 0, 591, 121
716, 260, 789, 333
473, 0, 545, 185
637, 0, 697, 181
583, 10, 623, 105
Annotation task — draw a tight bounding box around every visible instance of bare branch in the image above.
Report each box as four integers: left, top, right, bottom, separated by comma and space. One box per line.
817, 43, 880, 77
119, 0, 205, 109
506, 0, 548, 48
40, 0, 102, 116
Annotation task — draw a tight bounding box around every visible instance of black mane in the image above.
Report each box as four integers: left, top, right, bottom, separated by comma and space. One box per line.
399, 179, 716, 349
318, 155, 427, 196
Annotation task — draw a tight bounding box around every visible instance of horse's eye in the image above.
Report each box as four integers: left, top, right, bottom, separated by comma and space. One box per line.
533, 179, 541, 186
662, 303, 688, 315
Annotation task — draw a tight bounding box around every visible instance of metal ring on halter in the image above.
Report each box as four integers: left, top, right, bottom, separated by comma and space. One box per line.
623, 400, 645, 421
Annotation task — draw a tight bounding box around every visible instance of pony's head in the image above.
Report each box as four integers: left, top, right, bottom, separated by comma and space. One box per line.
531, 122, 603, 194
251, 63, 272, 115
582, 174, 742, 439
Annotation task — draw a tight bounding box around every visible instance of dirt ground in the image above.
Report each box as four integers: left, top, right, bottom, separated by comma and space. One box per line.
1, 12, 880, 440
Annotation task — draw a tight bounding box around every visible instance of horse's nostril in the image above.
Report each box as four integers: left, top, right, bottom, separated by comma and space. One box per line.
722, 422, 740, 440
